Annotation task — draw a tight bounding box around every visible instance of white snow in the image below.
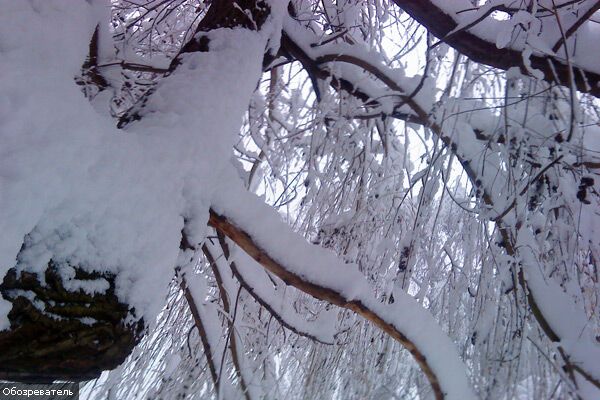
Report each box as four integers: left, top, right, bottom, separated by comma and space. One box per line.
430, 0, 600, 78
211, 173, 477, 400
205, 239, 338, 344
0, 297, 11, 331
516, 224, 600, 397
4, 2, 596, 399
0, 0, 269, 326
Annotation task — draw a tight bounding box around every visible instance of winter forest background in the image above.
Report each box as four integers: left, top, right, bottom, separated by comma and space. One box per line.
1, 1, 599, 399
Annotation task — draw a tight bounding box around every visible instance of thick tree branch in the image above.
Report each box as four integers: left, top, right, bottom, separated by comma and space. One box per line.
207, 206, 474, 400
280, 21, 600, 391
76, 25, 110, 99
393, 0, 600, 98
210, 237, 336, 345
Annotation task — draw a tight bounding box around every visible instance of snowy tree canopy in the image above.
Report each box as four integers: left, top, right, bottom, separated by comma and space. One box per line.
1, 1, 599, 399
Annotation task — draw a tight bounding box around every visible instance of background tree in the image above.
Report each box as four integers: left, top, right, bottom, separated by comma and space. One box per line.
1, 1, 599, 399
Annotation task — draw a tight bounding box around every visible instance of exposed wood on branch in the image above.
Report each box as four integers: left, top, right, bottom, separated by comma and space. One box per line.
214, 234, 335, 345
207, 209, 447, 400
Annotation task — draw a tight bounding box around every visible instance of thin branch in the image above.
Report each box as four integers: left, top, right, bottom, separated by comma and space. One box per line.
202, 243, 252, 400
208, 208, 471, 400
176, 269, 220, 388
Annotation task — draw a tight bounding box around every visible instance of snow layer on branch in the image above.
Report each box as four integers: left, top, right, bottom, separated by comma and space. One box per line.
212, 172, 476, 400
430, 0, 600, 77
0, 1, 267, 326
213, 240, 339, 344
518, 228, 600, 397
282, 16, 436, 118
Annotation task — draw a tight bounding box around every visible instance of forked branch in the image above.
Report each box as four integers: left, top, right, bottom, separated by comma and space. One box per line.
207, 206, 474, 400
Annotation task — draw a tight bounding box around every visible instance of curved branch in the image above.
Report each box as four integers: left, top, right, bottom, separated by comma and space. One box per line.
201, 244, 252, 400
176, 270, 220, 388
552, 1, 600, 53
280, 21, 600, 392
209, 237, 336, 345
207, 191, 475, 400
392, 0, 600, 98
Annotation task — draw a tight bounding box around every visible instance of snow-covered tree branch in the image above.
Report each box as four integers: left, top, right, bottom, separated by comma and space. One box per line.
1, 1, 599, 399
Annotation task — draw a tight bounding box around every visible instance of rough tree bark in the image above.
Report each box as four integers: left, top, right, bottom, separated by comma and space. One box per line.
0, 264, 143, 383
0, 0, 270, 383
